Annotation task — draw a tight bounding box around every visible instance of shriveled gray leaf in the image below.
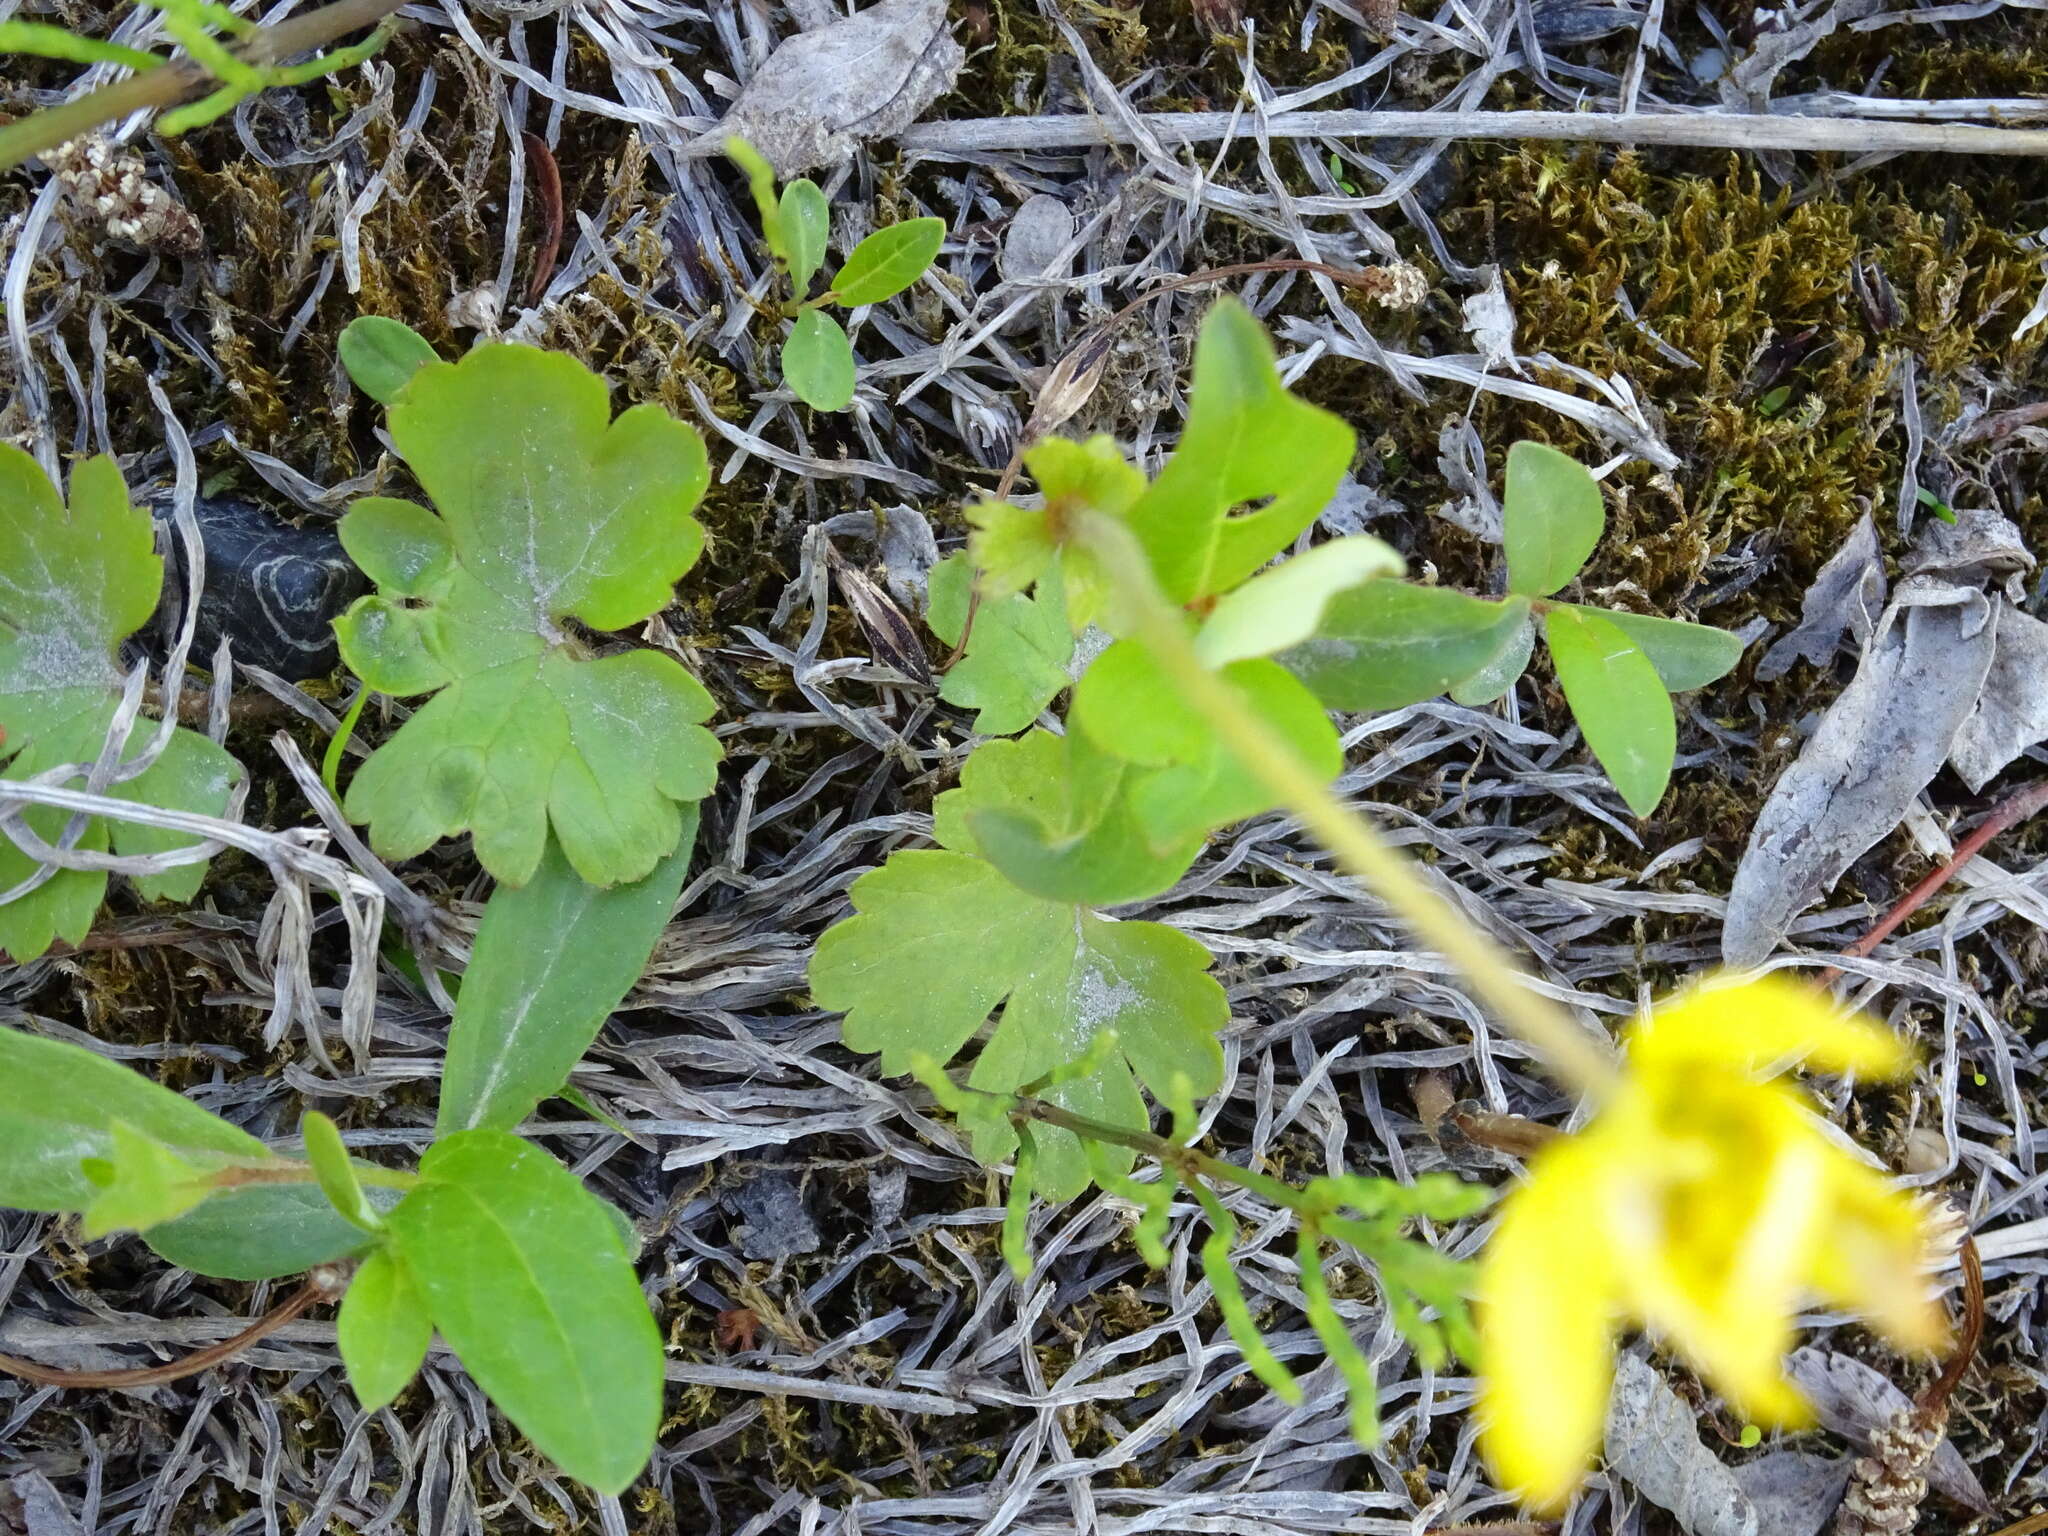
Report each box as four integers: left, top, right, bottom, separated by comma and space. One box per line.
708, 0, 964, 176
1785, 1349, 1989, 1512
1604, 1353, 1757, 1536
5, 1470, 85, 1536
1000, 194, 1075, 287
1756, 513, 1885, 681
1730, 1452, 1850, 1536
1902, 505, 2035, 585
1949, 602, 2048, 792
1723, 582, 1996, 968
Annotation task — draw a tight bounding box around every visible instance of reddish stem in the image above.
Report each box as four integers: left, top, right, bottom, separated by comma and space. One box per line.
0, 1270, 343, 1389
522, 132, 564, 308
1819, 778, 2048, 983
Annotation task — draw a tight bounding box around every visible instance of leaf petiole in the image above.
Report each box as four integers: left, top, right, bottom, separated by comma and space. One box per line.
1069, 506, 1621, 1104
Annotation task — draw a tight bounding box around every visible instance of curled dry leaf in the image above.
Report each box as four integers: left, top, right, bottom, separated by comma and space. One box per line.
1730, 1452, 1851, 1536
1604, 1352, 1758, 1536
709, 0, 965, 176
1727, 506, 2048, 964
1723, 583, 1994, 967
1756, 513, 1885, 681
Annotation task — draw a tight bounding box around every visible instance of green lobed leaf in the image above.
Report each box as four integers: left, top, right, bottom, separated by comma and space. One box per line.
778, 179, 830, 292
337, 1247, 433, 1412
1193, 535, 1406, 667
385, 1131, 663, 1495
1502, 441, 1604, 597
1122, 299, 1356, 605
0, 1025, 265, 1212
338, 316, 439, 405
0, 448, 243, 960
782, 308, 857, 411
828, 217, 944, 306
926, 552, 1074, 734
938, 729, 1204, 905
966, 435, 1140, 627
1576, 606, 1744, 692
1280, 582, 1530, 712
1544, 605, 1676, 817
437, 814, 696, 1136
1448, 611, 1537, 706
146, 1184, 396, 1280
302, 1110, 381, 1231
332, 344, 720, 888
79, 1122, 214, 1238
725, 136, 783, 258
810, 847, 1227, 1199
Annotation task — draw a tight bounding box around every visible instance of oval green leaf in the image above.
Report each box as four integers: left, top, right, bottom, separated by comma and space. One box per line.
0, 1026, 264, 1212
338, 1247, 433, 1412
338, 316, 440, 406
146, 1184, 396, 1280
1280, 581, 1528, 712
386, 1131, 662, 1495
437, 815, 696, 1136
779, 179, 830, 293
1544, 605, 1676, 817
783, 309, 856, 410
1503, 441, 1605, 597
1194, 535, 1406, 667
828, 217, 944, 306
1576, 606, 1745, 692
1449, 610, 1537, 706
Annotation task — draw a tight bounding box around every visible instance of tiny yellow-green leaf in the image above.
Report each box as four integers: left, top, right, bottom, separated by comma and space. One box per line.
338, 316, 439, 406
80, 1122, 213, 1238
302, 1111, 381, 1231
725, 135, 783, 258
1193, 535, 1405, 667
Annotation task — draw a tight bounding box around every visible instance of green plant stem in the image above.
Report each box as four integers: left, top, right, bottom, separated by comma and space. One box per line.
0, 0, 406, 171
1011, 1091, 1300, 1211
211, 1158, 418, 1194
1071, 508, 1620, 1105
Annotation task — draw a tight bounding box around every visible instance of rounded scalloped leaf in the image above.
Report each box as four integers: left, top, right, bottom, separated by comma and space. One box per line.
333, 344, 721, 887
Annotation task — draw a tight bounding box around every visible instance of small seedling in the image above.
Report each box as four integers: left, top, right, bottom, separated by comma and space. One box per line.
0, 1025, 661, 1495
727, 137, 945, 411
1285, 441, 1745, 815
0, 447, 242, 960
330, 319, 721, 888
0, 324, 729, 1499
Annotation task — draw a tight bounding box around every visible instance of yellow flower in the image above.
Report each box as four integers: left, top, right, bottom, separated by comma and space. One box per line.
1476, 974, 1947, 1511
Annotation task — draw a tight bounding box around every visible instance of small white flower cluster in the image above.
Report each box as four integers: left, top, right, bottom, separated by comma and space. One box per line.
47, 134, 203, 257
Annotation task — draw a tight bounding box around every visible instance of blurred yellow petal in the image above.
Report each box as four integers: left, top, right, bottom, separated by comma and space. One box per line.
1811, 1157, 1949, 1354
1631, 975, 1915, 1079
1477, 1139, 1619, 1512
1664, 1137, 1822, 1426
